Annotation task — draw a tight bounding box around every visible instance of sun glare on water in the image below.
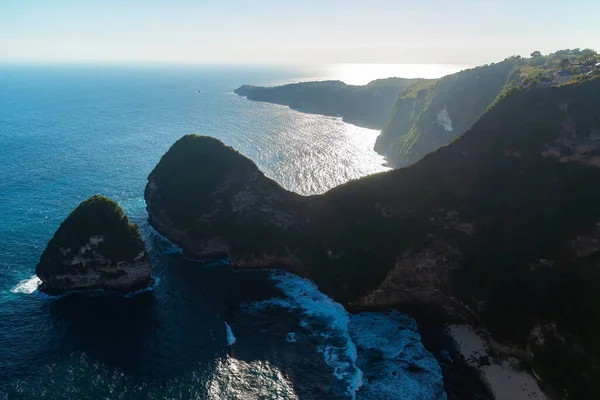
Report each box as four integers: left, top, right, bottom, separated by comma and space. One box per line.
324, 63, 471, 85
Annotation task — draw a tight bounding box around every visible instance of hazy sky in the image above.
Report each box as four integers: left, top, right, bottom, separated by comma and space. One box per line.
1, 0, 599, 65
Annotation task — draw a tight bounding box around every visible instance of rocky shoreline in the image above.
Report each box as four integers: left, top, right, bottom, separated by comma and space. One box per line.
38, 274, 156, 296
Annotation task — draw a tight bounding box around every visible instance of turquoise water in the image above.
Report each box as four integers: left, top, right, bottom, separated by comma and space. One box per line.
0, 65, 445, 399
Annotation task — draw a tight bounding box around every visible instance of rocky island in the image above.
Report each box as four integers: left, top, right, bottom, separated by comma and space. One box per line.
149, 78, 600, 398
36, 194, 151, 293
234, 77, 423, 129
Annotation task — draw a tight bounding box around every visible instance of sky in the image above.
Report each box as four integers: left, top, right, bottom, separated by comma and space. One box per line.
1, 0, 599, 65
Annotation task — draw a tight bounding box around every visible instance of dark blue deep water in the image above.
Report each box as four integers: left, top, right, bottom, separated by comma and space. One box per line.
0, 65, 445, 399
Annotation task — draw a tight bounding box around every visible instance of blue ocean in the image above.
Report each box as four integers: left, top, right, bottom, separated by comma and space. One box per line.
0, 65, 447, 399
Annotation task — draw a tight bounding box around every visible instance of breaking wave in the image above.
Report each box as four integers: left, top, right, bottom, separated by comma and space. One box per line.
10, 275, 160, 298
10, 275, 41, 294
350, 311, 447, 400
243, 271, 363, 399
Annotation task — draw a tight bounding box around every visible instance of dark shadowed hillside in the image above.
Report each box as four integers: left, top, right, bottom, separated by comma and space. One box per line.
147, 78, 600, 398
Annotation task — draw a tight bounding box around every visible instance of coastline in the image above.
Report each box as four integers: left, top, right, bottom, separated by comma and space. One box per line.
147, 209, 545, 400
348, 300, 549, 400
234, 91, 388, 131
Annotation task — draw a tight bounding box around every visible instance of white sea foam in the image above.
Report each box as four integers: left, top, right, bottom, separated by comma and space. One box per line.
285, 332, 296, 343
147, 224, 183, 254
225, 322, 237, 345
11, 275, 160, 298
350, 311, 447, 400
124, 277, 161, 298
244, 272, 363, 398
437, 106, 453, 132
10, 275, 41, 294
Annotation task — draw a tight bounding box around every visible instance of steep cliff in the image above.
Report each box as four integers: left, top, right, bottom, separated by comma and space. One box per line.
144, 135, 309, 269
234, 77, 424, 129
36, 195, 151, 293
147, 78, 600, 397
375, 58, 523, 167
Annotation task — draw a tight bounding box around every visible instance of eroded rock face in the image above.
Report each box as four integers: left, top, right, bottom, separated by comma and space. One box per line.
36, 195, 151, 293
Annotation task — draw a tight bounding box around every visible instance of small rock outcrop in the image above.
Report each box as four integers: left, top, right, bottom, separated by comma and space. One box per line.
36, 195, 151, 293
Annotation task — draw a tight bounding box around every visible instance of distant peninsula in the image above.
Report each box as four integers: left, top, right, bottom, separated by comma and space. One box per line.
36, 195, 152, 294
234, 78, 424, 129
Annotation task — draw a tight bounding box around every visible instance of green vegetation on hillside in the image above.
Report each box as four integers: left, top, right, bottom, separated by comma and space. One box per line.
376, 49, 599, 168
521, 48, 599, 86
36, 195, 145, 276
376, 57, 523, 167
234, 77, 427, 129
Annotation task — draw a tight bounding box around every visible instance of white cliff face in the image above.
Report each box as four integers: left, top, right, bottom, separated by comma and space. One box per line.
437, 107, 453, 132
62, 235, 106, 267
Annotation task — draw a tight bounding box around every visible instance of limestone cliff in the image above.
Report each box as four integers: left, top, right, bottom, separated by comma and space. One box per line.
377, 49, 599, 169
36, 195, 151, 293
234, 78, 424, 129
147, 78, 600, 397
375, 58, 523, 167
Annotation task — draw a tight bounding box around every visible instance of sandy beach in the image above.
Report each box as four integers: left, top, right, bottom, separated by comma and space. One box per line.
448, 325, 547, 400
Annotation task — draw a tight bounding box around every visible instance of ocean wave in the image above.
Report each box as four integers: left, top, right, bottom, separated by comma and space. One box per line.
146, 224, 183, 254
10, 275, 41, 294
243, 271, 363, 399
350, 311, 447, 400
124, 277, 161, 298
225, 322, 237, 345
